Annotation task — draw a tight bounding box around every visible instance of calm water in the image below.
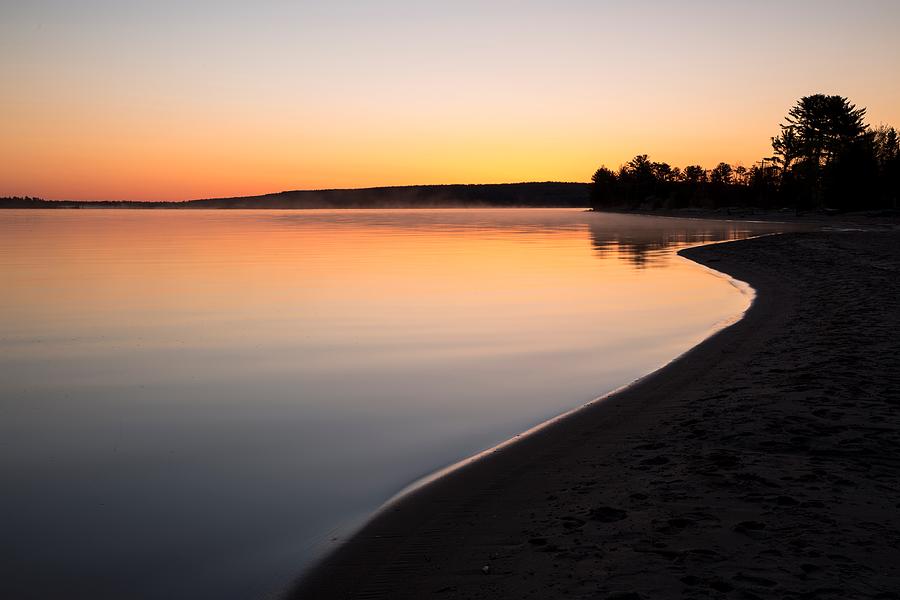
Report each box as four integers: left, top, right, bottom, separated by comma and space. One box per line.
0, 209, 799, 599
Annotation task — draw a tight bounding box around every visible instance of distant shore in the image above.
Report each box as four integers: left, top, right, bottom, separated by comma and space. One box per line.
0, 183, 589, 210
5, 192, 898, 234
286, 229, 900, 599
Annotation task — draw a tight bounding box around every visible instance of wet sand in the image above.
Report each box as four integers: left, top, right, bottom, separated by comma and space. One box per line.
287, 231, 900, 599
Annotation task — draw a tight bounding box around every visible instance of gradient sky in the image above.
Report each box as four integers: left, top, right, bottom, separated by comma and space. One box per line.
2, 0, 899, 200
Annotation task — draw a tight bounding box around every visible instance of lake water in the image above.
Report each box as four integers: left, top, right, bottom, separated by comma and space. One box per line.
0, 209, 799, 599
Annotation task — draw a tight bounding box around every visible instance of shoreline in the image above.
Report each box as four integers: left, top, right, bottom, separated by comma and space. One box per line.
286, 230, 900, 599
283, 234, 774, 599
303, 237, 760, 563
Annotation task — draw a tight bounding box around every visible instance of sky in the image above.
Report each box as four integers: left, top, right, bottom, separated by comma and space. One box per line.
2, 0, 899, 200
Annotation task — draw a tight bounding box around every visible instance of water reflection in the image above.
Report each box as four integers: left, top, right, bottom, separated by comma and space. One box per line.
586, 215, 783, 268
0, 209, 806, 600
269, 209, 789, 268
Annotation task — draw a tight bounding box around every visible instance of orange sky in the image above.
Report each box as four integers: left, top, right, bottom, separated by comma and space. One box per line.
2, 1, 899, 201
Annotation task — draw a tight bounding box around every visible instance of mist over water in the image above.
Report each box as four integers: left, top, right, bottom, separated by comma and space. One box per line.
0, 209, 802, 599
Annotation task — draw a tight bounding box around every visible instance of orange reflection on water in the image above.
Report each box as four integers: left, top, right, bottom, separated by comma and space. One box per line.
1, 209, 764, 337
0, 209, 803, 600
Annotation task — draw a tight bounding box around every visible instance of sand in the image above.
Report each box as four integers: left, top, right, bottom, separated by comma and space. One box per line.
286, 230, 900, 600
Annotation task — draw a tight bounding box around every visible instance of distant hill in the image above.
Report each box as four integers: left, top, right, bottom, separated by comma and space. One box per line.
0, 182, 590, 209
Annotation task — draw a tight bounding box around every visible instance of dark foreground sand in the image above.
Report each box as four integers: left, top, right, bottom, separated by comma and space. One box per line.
287, 231, 900, 600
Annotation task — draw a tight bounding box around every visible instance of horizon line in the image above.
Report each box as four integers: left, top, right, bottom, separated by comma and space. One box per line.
6, 181, 591, 204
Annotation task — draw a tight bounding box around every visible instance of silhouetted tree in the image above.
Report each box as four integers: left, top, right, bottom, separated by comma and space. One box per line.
653, 162, 674, 182
772, 94, 869, 208
616, 155, 661, 205
683, 165, 707, 185
710, 163, 733, 185
871, 125, 900, 208
589, 94, 897, 212
874, 126, 900, 164
590, 167, 618, 209
771, 124, 801, 173
622, 155, 656, 184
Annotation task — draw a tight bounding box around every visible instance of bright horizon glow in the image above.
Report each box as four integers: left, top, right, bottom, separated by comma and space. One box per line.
3, 0, 900, 201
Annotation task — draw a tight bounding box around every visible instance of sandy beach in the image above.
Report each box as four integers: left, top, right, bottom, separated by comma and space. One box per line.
287, 230, 900, 599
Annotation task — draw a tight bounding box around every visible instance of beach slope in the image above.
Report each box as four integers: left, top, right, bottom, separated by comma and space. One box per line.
287, 231, 900, 599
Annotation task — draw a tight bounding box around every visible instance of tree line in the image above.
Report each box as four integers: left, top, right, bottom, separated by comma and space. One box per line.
0, 196, 49, 207
1, 184, 592, 209
590, 94, 900, 212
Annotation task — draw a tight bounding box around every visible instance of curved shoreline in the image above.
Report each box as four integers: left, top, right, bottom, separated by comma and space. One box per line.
286, 231, 900, 599
284, 235, 782, 598
316, 240, 758, 544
